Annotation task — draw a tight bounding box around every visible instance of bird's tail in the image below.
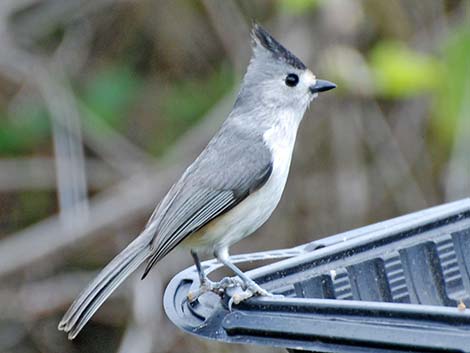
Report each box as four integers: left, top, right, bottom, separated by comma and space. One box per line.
58, 227, 154, 339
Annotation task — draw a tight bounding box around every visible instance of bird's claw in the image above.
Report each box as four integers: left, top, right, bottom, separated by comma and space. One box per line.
187, 276, 243, 303
187, 275, 283, 310
227, 284, 282, 311
228, 289, 253, 310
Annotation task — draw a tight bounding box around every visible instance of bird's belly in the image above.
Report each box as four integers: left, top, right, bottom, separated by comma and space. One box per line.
184, 145, 292, 254
184, 114, 299, 254
184, 177, 285, 252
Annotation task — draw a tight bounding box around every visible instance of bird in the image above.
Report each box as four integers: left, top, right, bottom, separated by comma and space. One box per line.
58, 23, 336, 339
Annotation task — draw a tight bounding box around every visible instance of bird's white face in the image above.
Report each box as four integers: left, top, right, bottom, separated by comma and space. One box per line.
232, 24, 335, 127
276, 68, 319, 108
301, 70, 318, 99
238, 24, 332, 117
245, 62, 319, 116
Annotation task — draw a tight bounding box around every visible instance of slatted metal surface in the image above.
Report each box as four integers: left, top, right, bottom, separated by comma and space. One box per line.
164, 198, 470, 353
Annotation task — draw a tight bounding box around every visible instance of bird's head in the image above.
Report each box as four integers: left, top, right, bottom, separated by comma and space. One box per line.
236, 23, 335, 114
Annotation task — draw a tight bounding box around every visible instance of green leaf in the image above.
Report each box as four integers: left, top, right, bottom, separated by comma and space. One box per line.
432, 26, 470, 144
369, 41, 441, 98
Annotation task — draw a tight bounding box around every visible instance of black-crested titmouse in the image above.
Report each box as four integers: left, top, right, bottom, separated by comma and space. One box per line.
59, 23, 336, 339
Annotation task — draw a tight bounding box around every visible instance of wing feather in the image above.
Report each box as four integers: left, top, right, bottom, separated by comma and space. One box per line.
141, 125, 273, 277
151, 191, 235, 262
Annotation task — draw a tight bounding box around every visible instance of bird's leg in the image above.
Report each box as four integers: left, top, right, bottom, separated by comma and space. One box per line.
215, 248, 270, 295
214, 248, 276, 308
191, 250, 209, 286
187, 250, 241, 302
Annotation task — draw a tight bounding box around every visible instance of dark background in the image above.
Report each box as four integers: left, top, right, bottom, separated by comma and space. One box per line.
0, 1, 469, 352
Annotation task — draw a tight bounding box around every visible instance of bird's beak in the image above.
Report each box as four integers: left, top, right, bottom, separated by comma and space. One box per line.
309, 79, 336, 94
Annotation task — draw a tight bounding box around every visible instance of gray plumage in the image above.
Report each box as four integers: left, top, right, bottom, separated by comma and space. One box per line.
143, 122, 273, 276
59, 108, 273, 340
58, 228, 152, 338
59, 23, 335, 339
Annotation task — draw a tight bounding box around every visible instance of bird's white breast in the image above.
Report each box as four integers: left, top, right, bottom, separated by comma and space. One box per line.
186, 110, 301, 253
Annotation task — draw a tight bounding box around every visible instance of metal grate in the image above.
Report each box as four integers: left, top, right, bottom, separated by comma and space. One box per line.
164, 198, 470, 353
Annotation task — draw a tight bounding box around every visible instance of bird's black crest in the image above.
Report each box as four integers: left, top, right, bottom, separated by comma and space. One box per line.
252, 23, 306, 70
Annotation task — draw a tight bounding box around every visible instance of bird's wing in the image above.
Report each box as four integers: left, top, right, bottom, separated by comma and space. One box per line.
142, 128, 272, 277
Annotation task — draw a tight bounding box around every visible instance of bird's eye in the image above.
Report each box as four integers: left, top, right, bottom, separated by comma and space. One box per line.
285, 73, 299, 87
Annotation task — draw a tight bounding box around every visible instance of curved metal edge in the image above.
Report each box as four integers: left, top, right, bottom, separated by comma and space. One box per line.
163, 265, 200, 332
163, 245, 307, 337
163, 198, 470, 350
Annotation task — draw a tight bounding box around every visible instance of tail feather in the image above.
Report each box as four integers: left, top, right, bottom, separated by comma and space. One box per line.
58, 230, 152, 339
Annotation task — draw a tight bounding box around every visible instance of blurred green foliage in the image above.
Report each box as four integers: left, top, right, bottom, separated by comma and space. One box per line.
0, 103, 49, 155
161, 66, 233, 125
433, 25, 470, 144
0, 64, 234, 157
369, 41, 441, 98
0, 65, 143, 155
82, 65, 142, 129
368, 29, 470, 146
153, 65, 234, 154
277, 0, 321, 14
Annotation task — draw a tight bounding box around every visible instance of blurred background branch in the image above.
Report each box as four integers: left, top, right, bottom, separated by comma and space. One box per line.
0, 1, 469, 353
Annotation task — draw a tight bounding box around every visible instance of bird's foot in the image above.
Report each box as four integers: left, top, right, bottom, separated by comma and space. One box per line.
187, 276, 243, 303
227, 282, 283, 310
